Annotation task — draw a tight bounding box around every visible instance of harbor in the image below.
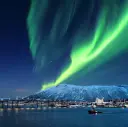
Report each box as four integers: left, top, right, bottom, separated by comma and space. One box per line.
0, 98, 128, 110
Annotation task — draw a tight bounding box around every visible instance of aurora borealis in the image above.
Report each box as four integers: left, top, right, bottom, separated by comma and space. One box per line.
27, 0, 128, 90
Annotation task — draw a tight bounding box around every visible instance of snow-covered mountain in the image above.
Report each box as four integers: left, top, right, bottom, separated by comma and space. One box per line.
27, 84, 128, 101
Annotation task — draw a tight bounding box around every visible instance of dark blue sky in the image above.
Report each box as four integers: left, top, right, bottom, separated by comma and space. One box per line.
0, 0, 128, 98
0, 0, 41, 97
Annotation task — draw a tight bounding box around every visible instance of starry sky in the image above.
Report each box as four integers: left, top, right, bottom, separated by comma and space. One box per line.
0, 0, 128, 97
0, 0, 39, 98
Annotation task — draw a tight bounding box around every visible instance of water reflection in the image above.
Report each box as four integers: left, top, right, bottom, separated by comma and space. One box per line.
0, 110, 3, 117
20, 108, 60, 126
0, 108, 63, 127
0, 109, 41, 127
0, 108, 128, 127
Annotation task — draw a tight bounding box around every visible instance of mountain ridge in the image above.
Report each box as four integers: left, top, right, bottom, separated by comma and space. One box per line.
27, 84, 128, 101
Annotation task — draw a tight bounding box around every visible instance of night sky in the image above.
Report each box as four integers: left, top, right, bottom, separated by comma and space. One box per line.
0, 0, 38, 97
0, 0, 128, 97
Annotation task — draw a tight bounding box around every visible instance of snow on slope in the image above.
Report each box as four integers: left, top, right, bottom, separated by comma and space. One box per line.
29, 84, 128, 101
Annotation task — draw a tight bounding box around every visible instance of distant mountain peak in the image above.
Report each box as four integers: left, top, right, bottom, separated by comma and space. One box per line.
28, 84, 128, 101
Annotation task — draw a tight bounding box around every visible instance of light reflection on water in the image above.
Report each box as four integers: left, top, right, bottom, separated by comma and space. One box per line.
0, 108, 128, 127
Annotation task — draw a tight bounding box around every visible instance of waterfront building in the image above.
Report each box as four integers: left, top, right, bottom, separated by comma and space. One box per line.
95, 98, 104, 105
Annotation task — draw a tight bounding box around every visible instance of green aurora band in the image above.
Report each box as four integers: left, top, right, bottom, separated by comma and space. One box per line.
27, 0, 128, 90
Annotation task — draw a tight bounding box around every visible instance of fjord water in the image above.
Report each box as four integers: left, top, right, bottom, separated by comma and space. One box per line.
0, 108, 128, 127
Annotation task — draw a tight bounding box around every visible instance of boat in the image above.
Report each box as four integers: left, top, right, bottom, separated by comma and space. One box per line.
88, 110, 102, 114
